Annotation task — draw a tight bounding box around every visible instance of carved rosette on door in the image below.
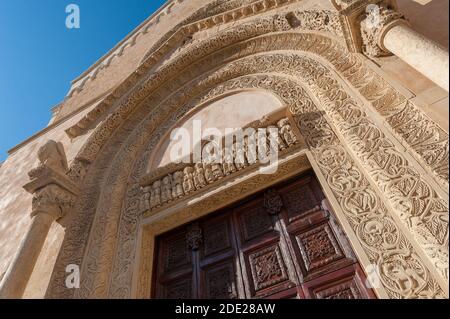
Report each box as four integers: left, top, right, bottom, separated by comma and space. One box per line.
153, 172, 376, 299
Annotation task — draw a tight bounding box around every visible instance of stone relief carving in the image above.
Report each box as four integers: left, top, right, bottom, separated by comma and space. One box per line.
46, 14, 448, 300
182, 166, 196, 194
139, 118, 299, 215
171, 171, 185, 199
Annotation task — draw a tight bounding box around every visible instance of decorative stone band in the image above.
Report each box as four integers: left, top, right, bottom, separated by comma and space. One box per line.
139, 117, 301, 215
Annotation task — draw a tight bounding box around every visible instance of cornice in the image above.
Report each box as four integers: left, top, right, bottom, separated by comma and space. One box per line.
65, 2, 340, 139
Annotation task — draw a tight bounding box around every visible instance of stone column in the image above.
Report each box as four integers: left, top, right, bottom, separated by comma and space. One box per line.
382, 24, 449, 92
0, 205, 58, 298
0, 141, 79, 299
360, 4, 449, 91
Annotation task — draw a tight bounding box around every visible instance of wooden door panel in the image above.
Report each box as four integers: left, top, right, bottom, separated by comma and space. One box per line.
301, 264, 376, 299
161, 275, 195, 299
235, 199, 275, 243
244, 242, 297, 298
155, 229, 194, 297
278, 174, 324, 224
200, 215, 234, 262
200, 259, 240, 299
232, 198, 299, 299
289, 220, 355, 281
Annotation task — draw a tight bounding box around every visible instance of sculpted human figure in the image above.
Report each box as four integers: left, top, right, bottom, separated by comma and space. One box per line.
211, 162, 224, 180
233, 142, 247, 170
193, 163, 207, 189
183, 166, 196, 194
222, 147, 237, 176
161, 175, 173, 203
278, 118, 298, 147
150, 180, 162, 209
244, 135, 258, 165
172, 171, 185, 199
140, 186, 151, 213
204, 163, 215, 184
268, 125, 287, 152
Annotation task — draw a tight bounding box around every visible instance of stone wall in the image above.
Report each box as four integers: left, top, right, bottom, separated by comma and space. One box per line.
0, 0, 448, 298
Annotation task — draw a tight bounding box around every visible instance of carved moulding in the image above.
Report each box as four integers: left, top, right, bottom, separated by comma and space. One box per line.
48, 22, 447, 299
133, 73, 445, 299
292, 56, 449, 284
69, 26, 448, 193
65, 8, 343, 140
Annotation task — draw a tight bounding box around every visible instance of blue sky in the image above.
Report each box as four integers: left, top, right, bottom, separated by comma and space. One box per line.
0, 0, 166, 161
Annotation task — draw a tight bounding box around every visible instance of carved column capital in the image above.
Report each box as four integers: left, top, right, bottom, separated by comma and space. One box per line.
336, 0, 407, 57
30, 184, 77, 220
24, 140, 80, 221
360, 4, 407, 57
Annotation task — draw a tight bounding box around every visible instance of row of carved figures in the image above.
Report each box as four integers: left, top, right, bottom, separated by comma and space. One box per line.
140, 118, 298, 212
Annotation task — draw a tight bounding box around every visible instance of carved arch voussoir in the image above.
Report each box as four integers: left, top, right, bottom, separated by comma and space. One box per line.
48, 18, 448, 300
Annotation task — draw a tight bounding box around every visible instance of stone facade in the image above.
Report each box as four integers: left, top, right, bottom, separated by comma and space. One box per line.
0, 0, 448, 299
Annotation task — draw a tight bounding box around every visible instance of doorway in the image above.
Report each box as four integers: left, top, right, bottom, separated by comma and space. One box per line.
152, 171, 376, 299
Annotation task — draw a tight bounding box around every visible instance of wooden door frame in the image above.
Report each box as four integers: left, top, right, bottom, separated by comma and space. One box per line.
132, 149, 387, 299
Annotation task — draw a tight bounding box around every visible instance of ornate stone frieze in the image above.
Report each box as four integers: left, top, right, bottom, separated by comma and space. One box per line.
139, 118, 300, 215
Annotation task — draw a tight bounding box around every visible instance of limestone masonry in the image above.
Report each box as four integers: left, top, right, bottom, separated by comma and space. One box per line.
0, 0, 448, 299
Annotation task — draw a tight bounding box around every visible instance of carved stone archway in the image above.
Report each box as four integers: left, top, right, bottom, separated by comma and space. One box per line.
45, 9, 448, 300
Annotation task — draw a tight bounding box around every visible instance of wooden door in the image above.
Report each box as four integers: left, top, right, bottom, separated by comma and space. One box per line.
153, 172, 376, 299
